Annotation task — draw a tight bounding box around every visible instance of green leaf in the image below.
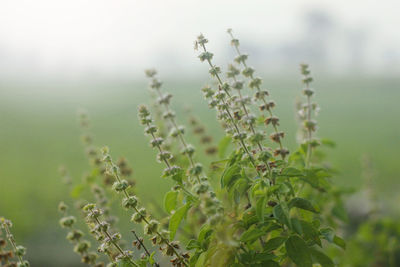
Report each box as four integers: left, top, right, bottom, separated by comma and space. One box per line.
320, 228, 345, 249
289, 198, 319, 213
321, 138, 336, 148
264, 237, 286, 252
171, 169, 184, 184
299, 220, 321, 246
169, 203, 190, 239
218, 135, 232, 158
70, 184, 84, 199
333, 235, 346, 250
195, 252, 206, 267
186, 239, 201, 250
332, 200, 348, 222
149, 251, 156, 265
256, 196, 267, 223
164, 191, 178, 214
280, 167, 304, 177
198, 224, 213, 244
253, 252, 276, 262
117, 258, 137, 267
262, 261, 280, 267
273, 203, 291, 229
221, 164, 241, 188
320, 228, 335, 242
285, 235, 312, 267
291, 218, 303, 235
310, 248, 334, 267
240, 227, 265, 243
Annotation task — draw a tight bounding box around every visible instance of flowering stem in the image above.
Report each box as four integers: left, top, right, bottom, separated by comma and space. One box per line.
2, 222, 24, 265
200, 43, 261, 176
131, 230, 160, 267
228, 31, 287, 159
108, 163, 189, 266
151, 85, 202, 184
304, 77, 313, 168
89, 210, 139, 267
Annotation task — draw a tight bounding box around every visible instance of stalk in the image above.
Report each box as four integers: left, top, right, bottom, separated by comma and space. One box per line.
227, 29, 289, 160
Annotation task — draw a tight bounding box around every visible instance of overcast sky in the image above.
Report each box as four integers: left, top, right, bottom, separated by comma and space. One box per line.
0, 0, 399, 78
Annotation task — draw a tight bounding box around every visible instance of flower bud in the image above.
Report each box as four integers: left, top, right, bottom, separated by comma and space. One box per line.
66, 230, 84, 242
144, 220, 159, 235
163, 166, 182, 177
242, 67, 255, 77
150, 78, 162, 89
233, 132, 247, 141
150, 137, 164, 147
248, 132, 265, 144
163, 110, 176, 119
264, 116, 279, 127
258, 151, 272, 162
58, 202, 68, 213
59, 216, 76, 228
181, 145, 195, 157
302, 88, 314, 96
74, 240, 91, 254
145, 125, 158, 134
202, 86, 215, 98
232, 80, 244, 90
304, 120, 317, 132
157, 151, 172, 162
234, 54, 248, 64
122, 196, 138, 209
196, 34, 208, 45
131, 208, 147, 223
82, 203, 96, 212
227, 64, 240, 78
18, 261, 30, 267
138, 105, 150, 117
144, 69, 157, 78
270, 132, 285, 143
112, 180, 129, 192
15, 245, 26, 257
189, 163, 203, 176
82, 252, 98, 264
199, 52, 213, 62
193, 183, 209, 194
249, 77, 262, 89
209, 66, 221, 77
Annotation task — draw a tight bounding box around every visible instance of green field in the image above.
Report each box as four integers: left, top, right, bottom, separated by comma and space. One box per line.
0, 75, 399, 265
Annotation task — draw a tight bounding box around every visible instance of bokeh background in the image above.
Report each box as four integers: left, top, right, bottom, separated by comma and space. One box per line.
0, 0, 399, 266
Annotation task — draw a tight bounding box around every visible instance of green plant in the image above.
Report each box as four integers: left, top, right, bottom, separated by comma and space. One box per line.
0, 218, 29, 267
52, 29, 349, 266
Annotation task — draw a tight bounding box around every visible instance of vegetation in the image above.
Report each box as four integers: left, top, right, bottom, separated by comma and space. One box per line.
56, 30, 347, 266
0, 218, 29, 267
1, 29, 399, 266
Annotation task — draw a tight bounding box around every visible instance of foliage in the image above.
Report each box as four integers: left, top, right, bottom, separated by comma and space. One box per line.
2, 29, 363, 266
0, 217, 30, 267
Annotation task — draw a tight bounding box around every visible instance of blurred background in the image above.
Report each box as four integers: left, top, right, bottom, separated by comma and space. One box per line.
0, 0, 399, 266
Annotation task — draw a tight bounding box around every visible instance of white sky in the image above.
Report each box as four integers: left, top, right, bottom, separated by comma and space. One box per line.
0, 0, 399, 78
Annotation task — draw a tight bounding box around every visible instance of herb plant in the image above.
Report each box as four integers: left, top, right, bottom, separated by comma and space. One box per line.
2, 29, 354, 266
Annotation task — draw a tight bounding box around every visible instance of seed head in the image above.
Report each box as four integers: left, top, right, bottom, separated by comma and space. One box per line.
59, 216, 76, 228
145, 69, 157, 78
112, 180, 129, 192
122, 196, 138, 209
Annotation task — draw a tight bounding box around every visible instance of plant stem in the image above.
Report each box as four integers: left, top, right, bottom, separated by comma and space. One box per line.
228, 31, 287, 159
2, 223, 24, 265
111, 169, 189, 266
200, 43, 261, 177
152, 85, 202, 184
90, 211, 139, 267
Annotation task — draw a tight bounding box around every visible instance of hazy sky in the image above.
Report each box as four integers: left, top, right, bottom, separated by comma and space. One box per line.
0, 0, 399, 78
